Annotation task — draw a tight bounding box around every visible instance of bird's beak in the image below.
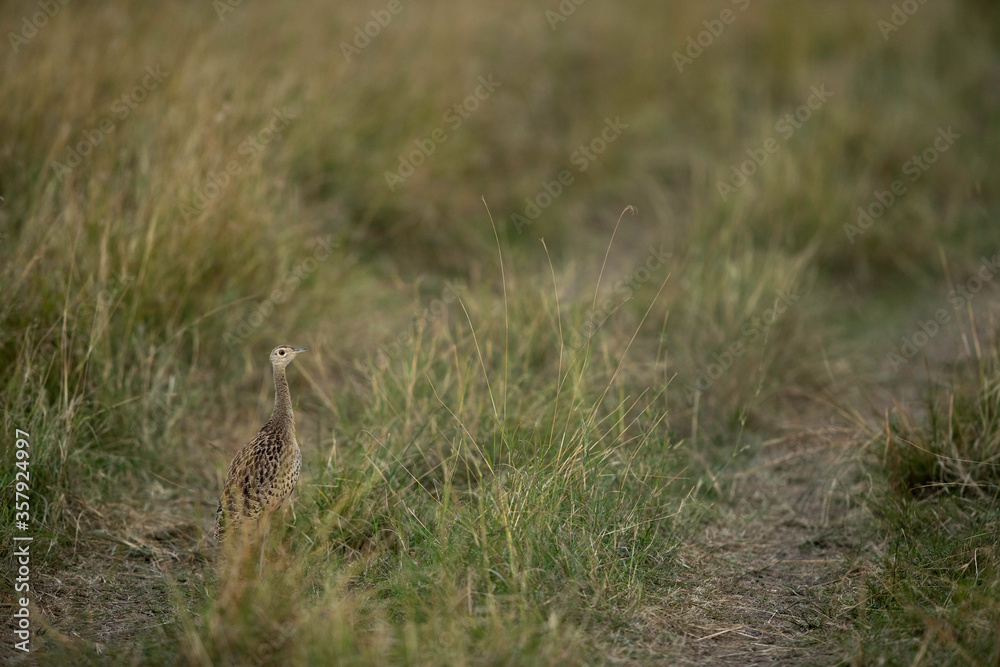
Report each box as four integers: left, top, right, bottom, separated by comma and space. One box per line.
294, 348, 308, 352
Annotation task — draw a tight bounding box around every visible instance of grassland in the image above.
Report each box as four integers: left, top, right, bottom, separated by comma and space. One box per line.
2, 0, 999, 664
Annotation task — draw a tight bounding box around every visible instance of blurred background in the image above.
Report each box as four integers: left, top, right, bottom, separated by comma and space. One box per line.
2, 0, 999, 663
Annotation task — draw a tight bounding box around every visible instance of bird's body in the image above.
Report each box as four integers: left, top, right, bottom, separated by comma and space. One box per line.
215, 345, 307, 542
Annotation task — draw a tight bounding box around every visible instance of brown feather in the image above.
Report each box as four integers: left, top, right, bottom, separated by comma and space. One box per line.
215, 345, 304, 541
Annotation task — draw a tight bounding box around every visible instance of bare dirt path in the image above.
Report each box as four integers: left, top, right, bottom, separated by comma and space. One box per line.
636, 299, 998, 665
629, 414, 869, 665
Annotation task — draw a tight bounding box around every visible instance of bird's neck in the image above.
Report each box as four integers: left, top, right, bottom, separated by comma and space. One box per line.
271, 363, 295, 429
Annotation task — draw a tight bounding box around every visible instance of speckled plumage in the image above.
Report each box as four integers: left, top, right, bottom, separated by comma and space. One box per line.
215, 345, 306, 542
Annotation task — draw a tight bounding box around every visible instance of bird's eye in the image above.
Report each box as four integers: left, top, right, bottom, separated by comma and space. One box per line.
279, 350, 286, 355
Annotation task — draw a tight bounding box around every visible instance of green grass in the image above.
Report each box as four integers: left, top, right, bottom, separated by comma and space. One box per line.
855, 340, 1000, 665
2, 0, 999, 663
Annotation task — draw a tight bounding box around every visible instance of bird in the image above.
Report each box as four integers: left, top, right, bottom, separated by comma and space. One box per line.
215, 344, 307, 544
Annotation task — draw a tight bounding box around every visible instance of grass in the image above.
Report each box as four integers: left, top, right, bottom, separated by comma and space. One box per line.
855, 339, 1000, 665
1, 0, 999, 663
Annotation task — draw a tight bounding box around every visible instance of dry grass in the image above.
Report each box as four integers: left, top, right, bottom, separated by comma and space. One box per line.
2, 0, 999, 664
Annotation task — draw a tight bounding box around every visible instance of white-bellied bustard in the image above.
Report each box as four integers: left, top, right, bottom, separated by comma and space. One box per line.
215, 345, 307, 545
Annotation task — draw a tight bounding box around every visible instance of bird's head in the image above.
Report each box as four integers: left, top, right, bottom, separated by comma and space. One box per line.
270, 344, 307, 368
